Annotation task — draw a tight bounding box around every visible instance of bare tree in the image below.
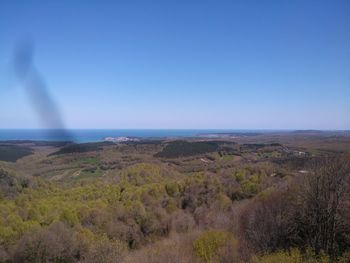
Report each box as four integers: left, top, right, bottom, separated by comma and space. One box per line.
13, 221, 78, 263
298, 155, 350, 259
239, 155, 350, 260
240, 190, 297, 253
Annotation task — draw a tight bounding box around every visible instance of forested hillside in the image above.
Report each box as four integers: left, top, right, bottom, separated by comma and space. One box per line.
0, 137, 349, 263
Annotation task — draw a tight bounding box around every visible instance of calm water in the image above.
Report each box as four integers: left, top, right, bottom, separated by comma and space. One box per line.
0, 129, 268, 143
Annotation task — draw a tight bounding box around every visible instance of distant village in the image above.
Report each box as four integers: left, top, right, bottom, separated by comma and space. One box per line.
103, 136, 140, 143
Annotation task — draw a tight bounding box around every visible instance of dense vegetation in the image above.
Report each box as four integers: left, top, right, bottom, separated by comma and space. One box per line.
0, 137, 349, 262
0, 145, 33, 162
155, 141, 224, 158
2, 141, 71, 147
49, 142, 114, 156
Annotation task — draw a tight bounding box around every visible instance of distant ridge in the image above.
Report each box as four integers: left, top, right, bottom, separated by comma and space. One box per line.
291, 130, 325, 134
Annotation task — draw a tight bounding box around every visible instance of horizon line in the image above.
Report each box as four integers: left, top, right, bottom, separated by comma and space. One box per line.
0, 128, 349, 131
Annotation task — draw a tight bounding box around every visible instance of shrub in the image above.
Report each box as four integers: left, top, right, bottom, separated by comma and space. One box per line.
240, 174, 261, 195
61, 209, 79, 227
123, 232, 196, 263
234, 170, 245, 183
252, 248, 330, 263
193, 230, 237, 263
165, 182, 180, 197
80, 234, 126, 263
241, 179, 258, 195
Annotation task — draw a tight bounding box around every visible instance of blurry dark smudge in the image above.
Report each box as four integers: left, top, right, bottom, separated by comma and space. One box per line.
13, 41, 73, 142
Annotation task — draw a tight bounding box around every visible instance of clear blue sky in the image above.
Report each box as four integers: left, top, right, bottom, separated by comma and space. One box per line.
0, 0, 349, 129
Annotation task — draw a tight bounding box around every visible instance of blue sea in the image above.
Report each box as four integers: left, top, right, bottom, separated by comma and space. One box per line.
0, 129, 269, 143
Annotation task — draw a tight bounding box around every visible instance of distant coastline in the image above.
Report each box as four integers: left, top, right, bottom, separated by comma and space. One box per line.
0, 129, 264, 143
0, 129, 349, 143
